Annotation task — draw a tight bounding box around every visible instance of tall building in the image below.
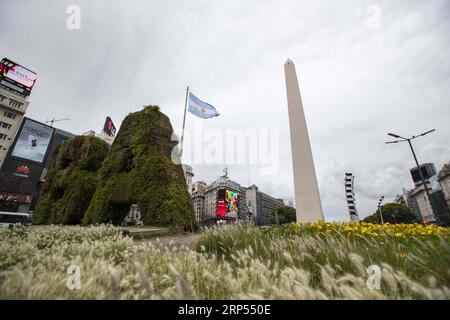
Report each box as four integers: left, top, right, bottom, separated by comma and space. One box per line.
0, 58, 36, 168
410, 163, 436, 187
0, 88, 30, 168
191, 168, 248, 225
402, 162, 450, 225
182, 164, 194, 195
246, 184, 283, 225
191, 181, 207, 223
191, 175, 283, 226
404, 189, 422, 221
284, 59, 323, 222
0, 118, 75, 213
404, 176, 449, 225
438, 161, 450, 211
408, 182, 435, 223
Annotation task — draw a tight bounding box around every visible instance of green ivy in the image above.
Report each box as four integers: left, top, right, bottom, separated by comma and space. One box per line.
33, 136, 109, 225
82, 105, 195, 227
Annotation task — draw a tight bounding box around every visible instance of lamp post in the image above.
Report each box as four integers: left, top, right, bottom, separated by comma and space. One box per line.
385, 129, 436, 221
393, 209, 398, 224
378, 196, 385, 224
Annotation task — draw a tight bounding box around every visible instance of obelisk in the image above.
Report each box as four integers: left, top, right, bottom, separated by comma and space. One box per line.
284, 59, 324, 222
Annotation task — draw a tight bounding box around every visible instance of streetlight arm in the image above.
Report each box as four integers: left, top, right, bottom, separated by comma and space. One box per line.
388, 133, 407, 140
385, 140, 407, 144
412, 129, 436, 139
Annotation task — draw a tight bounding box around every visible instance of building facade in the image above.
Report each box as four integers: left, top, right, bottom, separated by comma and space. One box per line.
190, 169, 247, 225
190, 170, 283, 226
0, 87, 29, 168
410, 163, 436, 186
403, 162, 450, 225
246, 184, 283, 225
182, 164, 194, 195
0, 122, 75, 213
203, 171, 247, 223
408, 183, 435, 223
191, 181, 207, 223
438, 161, 450, 210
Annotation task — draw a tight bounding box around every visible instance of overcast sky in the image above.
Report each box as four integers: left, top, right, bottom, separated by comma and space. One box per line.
1, 0, 449, 221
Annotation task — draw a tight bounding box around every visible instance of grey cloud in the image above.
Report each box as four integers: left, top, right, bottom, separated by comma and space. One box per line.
1, 0, 449, 221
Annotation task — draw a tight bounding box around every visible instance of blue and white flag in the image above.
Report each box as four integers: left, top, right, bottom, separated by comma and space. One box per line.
188, 92, 220, 119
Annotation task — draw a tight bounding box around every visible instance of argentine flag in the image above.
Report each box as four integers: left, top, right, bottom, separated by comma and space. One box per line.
188, 92, 220, 119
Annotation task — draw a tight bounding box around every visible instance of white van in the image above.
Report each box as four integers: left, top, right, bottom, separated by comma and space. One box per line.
0, 212, 32, 229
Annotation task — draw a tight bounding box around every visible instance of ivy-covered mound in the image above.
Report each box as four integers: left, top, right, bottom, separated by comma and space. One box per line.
82, 105, 195, 227
33, 136, 110, 225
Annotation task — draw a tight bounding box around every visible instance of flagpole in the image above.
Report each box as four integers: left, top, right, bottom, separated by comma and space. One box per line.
179, 86, 189, 160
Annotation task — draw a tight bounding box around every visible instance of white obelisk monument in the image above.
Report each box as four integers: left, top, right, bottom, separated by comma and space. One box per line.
284, 59, 324, 222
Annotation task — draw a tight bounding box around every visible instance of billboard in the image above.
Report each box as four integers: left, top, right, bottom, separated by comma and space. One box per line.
225, 190, 239, 218
0, 58, 37, 96
103, 116, 116, 137
217, 189, 227, 217
11, 118, 55, 164
216, 189, 239, 219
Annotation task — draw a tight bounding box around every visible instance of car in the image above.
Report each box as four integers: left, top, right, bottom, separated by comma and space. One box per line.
0, 211, 32, 229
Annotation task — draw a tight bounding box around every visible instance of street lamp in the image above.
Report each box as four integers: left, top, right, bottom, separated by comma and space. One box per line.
385, 129, 436, 221
393, 209, 398, 224
378, 196, 385, 224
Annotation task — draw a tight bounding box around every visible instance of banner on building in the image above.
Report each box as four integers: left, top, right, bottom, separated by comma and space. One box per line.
216, 189, 238, 220
10, 118, 55, 164
102, 117, 116, 137
0, 58, 37, 96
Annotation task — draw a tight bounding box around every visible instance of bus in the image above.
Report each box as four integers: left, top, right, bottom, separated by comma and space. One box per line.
0, 212, 32, 229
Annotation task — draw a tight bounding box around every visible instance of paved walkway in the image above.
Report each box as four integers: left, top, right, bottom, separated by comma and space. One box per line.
136, 232, 201, 250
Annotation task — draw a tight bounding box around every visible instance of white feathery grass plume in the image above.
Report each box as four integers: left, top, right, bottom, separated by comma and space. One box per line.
134, 262, 153, 297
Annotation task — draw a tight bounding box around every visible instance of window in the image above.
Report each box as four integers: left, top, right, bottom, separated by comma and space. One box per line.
9, 99, 23, 109
0, 121, 12, 130
3, 111, 16, 119
0, 94, 6, 103
0, 133, 7, 140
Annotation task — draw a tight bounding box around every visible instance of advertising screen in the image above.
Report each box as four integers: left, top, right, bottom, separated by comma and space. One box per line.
11, 118, 55, 164
216, 189, 238, 219
0, 58, 37, 89
103, 116, 116, 137
225, 190, 239, 218
217, 189, 227, 217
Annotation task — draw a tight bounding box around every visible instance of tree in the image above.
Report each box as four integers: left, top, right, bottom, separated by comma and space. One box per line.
271, 206, 296, 225
363, 203, 416, 224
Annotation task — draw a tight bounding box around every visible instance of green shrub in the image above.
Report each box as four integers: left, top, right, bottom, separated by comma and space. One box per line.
83, 105, 195, 227
33, 136, 109, 225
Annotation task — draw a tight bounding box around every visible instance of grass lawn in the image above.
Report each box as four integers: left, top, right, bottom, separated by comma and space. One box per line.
0, 223, 449, 299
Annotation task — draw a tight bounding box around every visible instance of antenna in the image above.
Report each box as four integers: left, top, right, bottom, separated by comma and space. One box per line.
45, 118, 71, 127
